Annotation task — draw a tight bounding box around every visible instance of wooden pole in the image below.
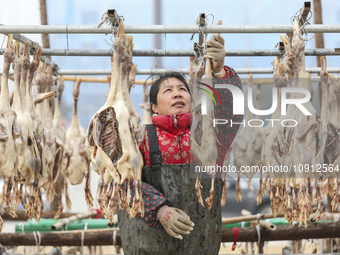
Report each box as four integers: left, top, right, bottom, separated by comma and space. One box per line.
221, 221, 340, 242
313, 0, 325, 67
39, 0, 50, 59
1, 222, 340, 246
313, 0, 325, 118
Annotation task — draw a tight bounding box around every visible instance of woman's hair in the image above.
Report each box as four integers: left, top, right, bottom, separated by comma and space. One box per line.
148, 71, 190, 116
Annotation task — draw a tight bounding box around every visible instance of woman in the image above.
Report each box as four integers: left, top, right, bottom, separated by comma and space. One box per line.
118, 34, 243, 255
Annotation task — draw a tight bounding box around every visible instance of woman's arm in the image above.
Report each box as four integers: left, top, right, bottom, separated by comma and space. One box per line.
131, 129, 172, 228
128, 180, 172, 228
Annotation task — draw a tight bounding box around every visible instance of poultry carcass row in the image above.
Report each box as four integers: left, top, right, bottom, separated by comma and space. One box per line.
267, 20, 326, 227
64, 78, 91, 209
0, 35, 19, 223
86, 21, 144, 218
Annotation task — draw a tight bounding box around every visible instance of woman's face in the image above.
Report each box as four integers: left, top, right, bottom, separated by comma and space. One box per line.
152, 77, 191, 116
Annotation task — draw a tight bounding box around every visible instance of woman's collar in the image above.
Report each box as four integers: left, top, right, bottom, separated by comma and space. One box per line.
151, 113, 191, 134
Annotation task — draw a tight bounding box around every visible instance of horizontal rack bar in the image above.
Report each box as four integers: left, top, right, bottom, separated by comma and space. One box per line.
1, 221, 340, 246
2, 67, 340, 76
61, 76, 340, 86
56, 67, 340, 75
0, 24, 340, 34
1, 48, 339, 57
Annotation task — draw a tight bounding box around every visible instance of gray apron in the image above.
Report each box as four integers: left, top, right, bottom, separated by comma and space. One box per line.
118, 125, 223, 255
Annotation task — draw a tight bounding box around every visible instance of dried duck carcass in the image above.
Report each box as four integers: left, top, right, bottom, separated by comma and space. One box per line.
11, 41, 28, 209
0, 35, 19, 226
52, 76, 72, 219
325, 69, 340, 212
263, 57, 291, 221
64, 78, 91, 210
34, 63, 59, 203
189, 52, 219, 209
233, 74, 264, 203
25, 49, 54, 220
86, 21, 144, 218
188, 55, 207, 208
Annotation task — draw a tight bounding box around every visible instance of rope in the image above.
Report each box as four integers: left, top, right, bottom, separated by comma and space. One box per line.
232, 227, 239, 251
19, 222, 25, 233
0, 243, 9, 254
81, 222, 88, 254
153, 48, 158, 75
331, 214, 340, 253
19, 223, 27, 254
64, 218, 70, 231
65, 24, 69, 56
164, 32, 167, 56
33, 231, 41, 254
113, 230, 117, 245
1, 35, 6, 50
255, 213, 262, 253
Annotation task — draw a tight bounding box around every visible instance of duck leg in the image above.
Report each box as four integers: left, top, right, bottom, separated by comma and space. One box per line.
195, 171, 205, 207
205, 172, 216, 210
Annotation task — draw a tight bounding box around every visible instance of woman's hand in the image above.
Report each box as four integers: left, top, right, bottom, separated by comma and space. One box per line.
157, 205, 195, 240
204, 34, 225, 74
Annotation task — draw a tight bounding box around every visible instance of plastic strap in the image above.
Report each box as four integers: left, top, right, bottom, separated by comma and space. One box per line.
232, 227, 239, 251
64, 218, 70, 231
256, 214, 261, 252
19, 223, 27, 254
146, 124, 162, 165
81, 222, 88, 254
19, 222, 25, 233
33, 231, 41, 254
331, 214, 340, 253
113, 230, 117, 245
0, 243, 9, 254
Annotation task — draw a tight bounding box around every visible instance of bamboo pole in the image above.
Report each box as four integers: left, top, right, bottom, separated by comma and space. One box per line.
241, 209, 276, 231
51, 211, 98, 230
1, 222, 340, 246
221, 208, 324, 225
222, 212, 284, 225
1, 209, 105, 221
